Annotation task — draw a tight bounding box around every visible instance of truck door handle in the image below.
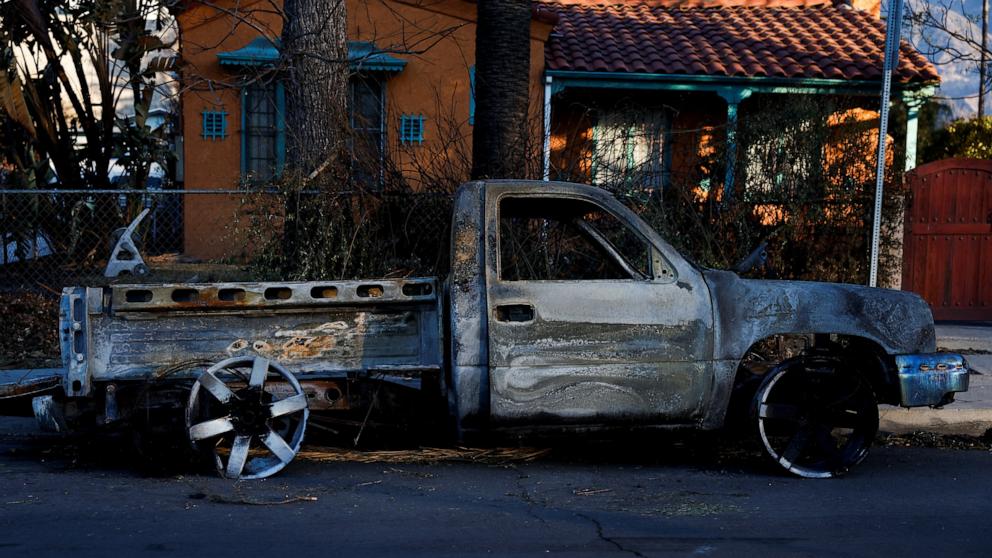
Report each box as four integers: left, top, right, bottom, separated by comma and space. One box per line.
495, 304, 534, 322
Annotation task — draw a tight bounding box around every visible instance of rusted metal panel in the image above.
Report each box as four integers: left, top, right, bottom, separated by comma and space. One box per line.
448, 182, 491, 431
109, 279, 437, 312
59, 287, 93, 397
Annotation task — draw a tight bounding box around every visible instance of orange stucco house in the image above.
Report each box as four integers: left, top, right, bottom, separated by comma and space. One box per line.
175, 0, 938, 259
177, 0, 553, 258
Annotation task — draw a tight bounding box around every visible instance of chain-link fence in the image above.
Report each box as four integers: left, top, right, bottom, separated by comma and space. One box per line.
0, 187, 454, 365
0, 188, 453, 288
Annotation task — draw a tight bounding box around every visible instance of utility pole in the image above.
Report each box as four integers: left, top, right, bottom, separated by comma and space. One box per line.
869, 0, 904, 288
981, 0, 989, 117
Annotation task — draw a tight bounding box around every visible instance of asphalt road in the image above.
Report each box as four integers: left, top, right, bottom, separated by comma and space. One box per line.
1, 419, 991, 558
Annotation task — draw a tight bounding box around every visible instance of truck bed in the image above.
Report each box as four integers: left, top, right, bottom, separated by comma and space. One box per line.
62, 278, 443, 396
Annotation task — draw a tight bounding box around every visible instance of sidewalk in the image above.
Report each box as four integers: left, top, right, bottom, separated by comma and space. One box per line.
878, 324, 992, 437
934, 323, 992, 353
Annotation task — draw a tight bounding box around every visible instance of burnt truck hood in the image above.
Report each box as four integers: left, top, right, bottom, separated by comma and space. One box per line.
702, 269, 937, 360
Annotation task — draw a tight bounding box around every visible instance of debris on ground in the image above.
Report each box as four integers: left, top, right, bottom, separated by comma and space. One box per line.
878, 430, 992, 451
297, 446, 551, 465
938, 347, 992, 355
0, 292, 60, 368
187, 492, 318, 506
574, 488, 612, 496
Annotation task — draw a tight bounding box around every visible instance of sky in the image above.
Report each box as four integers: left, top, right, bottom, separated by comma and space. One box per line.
898, 0, 986, 118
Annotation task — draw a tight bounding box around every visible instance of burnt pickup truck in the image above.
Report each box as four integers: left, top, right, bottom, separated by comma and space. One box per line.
0, 180, 969, 479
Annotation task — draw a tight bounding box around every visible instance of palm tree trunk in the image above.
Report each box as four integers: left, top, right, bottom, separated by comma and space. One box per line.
471, 0, 531, 180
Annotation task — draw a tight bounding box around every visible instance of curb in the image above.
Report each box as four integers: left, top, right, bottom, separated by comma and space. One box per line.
878, 406, 992, 437
935, 325, 992, 353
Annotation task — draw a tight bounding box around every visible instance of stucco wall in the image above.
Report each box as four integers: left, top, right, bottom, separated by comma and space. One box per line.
178, 0, 551, 259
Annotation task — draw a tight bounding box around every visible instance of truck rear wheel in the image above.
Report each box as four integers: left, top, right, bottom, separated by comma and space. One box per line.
186, 356, 309, 479
752, 356, 878, 478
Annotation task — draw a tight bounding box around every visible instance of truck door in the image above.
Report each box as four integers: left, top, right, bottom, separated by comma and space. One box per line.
486, 191, 714, 425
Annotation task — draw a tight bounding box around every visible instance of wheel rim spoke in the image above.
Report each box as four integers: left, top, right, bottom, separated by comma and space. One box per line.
261, 428, 296, 464
269, 393, 308, 418
760, 403, 802, 422
812, 424, 840, 461
828, 409, 863, 430
189, 417, 234, 441
780, 424, 814, 465
198, 371, 235, 404
249, 357, 269, 389
226, 435, 252, 478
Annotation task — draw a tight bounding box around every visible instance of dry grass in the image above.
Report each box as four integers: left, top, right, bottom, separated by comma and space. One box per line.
297, 446, 551, 465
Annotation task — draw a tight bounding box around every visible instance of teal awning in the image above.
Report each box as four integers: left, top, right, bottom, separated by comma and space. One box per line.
348, 41, 406, 74
217, 37, 279, 67
218, 39, 407, 74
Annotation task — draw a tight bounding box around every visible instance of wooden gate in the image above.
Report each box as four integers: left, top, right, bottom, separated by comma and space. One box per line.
902, 158, 992, 321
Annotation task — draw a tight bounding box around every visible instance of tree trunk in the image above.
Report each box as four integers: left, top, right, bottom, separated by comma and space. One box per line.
471, 0, 531, 180
279, 0, 348, 275
281, 0, 348, 175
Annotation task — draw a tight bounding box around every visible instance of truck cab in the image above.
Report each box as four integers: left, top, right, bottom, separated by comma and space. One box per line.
448, 180, 715, 431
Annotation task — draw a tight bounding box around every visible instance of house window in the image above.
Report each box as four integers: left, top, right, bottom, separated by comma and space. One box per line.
743, 119, 817, 198
349, 77, 385, 186
201, 110, 227, 140
592, 109, 670, 191
241, 82, 284, 181
400, 114, 425, 145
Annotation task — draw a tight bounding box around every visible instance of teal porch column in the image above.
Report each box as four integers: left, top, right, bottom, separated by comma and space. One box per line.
904, 98, 922, 172
718, 88, 752, 202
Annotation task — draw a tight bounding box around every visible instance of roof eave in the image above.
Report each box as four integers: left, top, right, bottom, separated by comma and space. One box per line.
545, 70, 939, 98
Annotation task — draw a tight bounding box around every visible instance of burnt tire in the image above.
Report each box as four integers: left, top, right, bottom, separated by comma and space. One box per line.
752, 356, 878, 478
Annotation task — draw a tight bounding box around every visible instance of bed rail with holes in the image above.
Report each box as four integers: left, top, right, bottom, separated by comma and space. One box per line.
60, 278, 443, 387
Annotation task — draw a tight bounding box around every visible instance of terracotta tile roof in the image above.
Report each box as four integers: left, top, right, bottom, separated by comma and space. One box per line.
542, 2, 939, 84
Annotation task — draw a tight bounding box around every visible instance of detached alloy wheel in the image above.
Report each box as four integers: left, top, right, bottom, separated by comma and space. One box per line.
186, 356, 309, 479
752, 357, 878, 478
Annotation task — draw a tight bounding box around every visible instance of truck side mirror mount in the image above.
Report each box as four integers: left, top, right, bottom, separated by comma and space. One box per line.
733, 241, 768, 275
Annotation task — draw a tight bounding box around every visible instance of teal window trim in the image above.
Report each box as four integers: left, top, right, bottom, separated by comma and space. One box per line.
240, 82, 286, 180
469, 66, 475, 126
240, 89, 247, 177
218, 37, 280, 68
276, 83, 286, 173
201, 110, 227, 140
400, 114, 425, 145
348, 41, 407, 74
